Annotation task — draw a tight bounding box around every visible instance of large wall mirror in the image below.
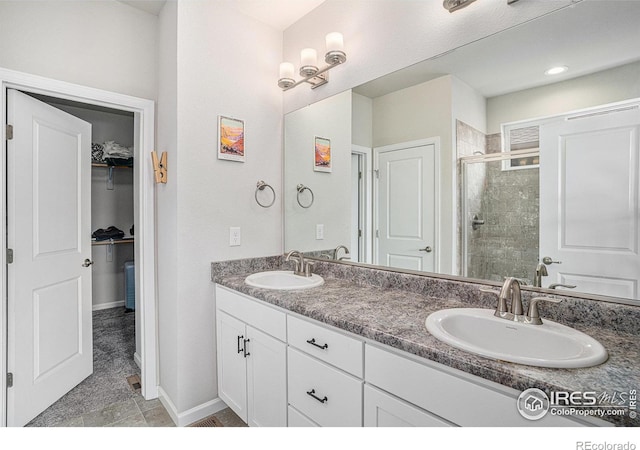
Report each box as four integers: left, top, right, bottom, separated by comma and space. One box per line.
284, 1, 640, 305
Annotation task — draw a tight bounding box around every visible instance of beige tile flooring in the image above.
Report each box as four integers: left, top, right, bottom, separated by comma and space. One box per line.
54, 394, 246, 428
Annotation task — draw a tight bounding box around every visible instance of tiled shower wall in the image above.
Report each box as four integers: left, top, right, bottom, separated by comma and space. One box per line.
457, 121, 539, 284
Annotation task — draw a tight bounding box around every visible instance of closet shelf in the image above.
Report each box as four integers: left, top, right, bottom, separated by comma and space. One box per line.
92, 238, 134, 246
92, 163, 133, 169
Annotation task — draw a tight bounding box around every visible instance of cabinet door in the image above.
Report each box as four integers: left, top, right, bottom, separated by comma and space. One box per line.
364, 384, 454, 427
217, 310, 248, 422
246, 326, 287, 427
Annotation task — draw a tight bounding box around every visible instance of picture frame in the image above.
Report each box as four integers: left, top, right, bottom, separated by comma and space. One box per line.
218, 115, 245, 162
314, 136, 331, 172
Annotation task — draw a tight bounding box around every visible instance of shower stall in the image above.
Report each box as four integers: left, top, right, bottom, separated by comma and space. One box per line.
460, 149, 540, 284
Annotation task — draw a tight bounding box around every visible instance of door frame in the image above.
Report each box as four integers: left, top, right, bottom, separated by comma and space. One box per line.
351, 145, 373, 264
373, 137, 441, 272
0, 67, 158, 427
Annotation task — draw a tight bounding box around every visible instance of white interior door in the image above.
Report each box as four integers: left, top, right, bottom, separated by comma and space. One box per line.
539, 105, 640, 299
375, 143, 436, 271
7, 89, 93, 426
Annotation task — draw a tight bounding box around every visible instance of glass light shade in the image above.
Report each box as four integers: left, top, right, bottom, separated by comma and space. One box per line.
279, 62, 295, 79
325, 32, 344, 52
300, 48, 318, 67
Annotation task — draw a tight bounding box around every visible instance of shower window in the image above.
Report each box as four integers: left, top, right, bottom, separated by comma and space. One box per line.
501, 124, 540, 171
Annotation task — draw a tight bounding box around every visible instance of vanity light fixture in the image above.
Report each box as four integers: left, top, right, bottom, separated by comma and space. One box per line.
278, 32, 347, 91
443, 0, 477, 13
545, 66, 568, 76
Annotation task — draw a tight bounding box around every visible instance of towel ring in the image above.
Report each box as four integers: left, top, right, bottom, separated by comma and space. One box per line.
255, 180, 276, 208
296, 184, 314, 208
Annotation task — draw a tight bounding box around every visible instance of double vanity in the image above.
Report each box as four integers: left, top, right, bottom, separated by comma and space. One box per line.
212, 255, 640, 427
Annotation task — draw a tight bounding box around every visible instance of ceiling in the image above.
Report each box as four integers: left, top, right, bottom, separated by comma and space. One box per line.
355, 1, 640, 99
118, 0, 325, 30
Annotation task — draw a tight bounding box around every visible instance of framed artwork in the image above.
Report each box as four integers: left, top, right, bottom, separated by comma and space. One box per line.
218, 115, 245, 162
314, 136, 331, 172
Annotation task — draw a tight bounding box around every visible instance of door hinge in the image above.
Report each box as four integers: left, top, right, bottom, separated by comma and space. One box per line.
375, 230, 380, 238
7, 373, 13, 388
6, 124, 13, 141
6, 248, 13, 264
374, 169, 379, 179
358, 229, 362, 238
358, 171, 362, 180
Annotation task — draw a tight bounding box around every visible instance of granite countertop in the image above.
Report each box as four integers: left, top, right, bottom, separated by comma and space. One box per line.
212, 258, 640, 427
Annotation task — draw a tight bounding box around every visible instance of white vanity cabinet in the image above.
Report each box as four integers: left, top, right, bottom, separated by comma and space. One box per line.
215, 286, 287, 427
215, 285, 609, 428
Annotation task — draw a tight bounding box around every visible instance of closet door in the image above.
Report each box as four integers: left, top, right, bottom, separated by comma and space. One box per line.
7, 90, 93, 426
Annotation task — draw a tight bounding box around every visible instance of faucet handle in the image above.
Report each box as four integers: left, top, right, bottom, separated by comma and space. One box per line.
479, 287, 501, 295
527, 297, 562, 325
304, 260, 315, 277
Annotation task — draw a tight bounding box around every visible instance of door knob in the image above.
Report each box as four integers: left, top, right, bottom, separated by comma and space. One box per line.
419, 246, 433, 253
542, 256, 561, 265
82, 259, 94, 267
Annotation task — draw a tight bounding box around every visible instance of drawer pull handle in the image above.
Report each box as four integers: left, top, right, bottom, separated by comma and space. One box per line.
237, 335, 244, 354
306, 389, 328, 404
306, 338, 328, 350
243, 338, 250, 358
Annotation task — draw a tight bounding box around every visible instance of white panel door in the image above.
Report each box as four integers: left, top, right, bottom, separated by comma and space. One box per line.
375, 144, 436, 271
216, 310, 248, 422
539, 106, 640, 299
7, 89, 93, 426
246, 326, 287, 427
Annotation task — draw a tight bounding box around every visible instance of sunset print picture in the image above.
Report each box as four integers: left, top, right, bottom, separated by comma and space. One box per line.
314, 136, 331, 172
218, 115, 245, 162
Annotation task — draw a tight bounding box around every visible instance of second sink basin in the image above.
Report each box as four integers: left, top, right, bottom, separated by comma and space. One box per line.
425, 308, 608, 368
245, 270, 324, 290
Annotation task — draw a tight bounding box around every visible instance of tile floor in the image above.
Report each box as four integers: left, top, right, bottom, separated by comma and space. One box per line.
25, 306, 246, 428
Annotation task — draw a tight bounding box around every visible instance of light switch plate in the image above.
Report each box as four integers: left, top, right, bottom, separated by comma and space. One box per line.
230, 227, 241, 246
316, 224, 324, 240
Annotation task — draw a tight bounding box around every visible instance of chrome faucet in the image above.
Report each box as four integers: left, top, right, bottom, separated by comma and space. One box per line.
498, 277, 523, 319
480, 277, 562, 325
285, 250, 315, 277
333, 245, 350, 261
533, 263, 548, 287
285, 250, 305, 276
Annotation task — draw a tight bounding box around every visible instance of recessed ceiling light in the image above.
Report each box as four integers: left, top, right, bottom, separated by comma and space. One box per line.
545, 66, 568, 76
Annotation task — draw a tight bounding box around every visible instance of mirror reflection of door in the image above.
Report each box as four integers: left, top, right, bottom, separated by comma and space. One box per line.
374, 141, 437, 272
539, 104, 640, 298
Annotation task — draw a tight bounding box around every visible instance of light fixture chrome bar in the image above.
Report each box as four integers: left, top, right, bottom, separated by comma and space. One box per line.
280, 58, 345, 91
443, 0, 477, 13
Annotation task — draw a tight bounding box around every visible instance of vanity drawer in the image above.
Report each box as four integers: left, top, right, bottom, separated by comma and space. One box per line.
287, 315, 363, 377
215, 285, 286, 341
288, 406, 319, 427
288, 348, 362, 427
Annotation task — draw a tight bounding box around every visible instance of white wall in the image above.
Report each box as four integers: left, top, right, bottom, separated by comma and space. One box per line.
352, 92, 372, 148
282, 0, 571, 114
156, 0, 180, 414
284, 90, 352, 253
156, 0, 283, 417
0, 0, 157, 100
452, 77, 487, 135
487, 61, 640, 133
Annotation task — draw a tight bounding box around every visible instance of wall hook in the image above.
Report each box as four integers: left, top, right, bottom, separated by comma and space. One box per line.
151, 151, 167, 184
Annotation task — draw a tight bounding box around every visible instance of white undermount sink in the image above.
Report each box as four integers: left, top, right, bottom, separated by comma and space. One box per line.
425, 308, 608, 368
244, 270, 324, 290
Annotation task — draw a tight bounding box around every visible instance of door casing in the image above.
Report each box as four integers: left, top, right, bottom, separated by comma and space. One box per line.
0, 67, 158, 427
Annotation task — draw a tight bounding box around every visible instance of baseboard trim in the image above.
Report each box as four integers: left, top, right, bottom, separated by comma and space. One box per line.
134, 352, 141, 369
92, 300, 125, 311
158, 387, 227, 427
